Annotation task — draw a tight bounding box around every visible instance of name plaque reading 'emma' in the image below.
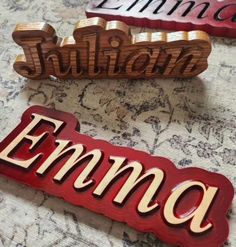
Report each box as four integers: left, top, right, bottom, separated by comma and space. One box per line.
86, 0, 236, 38
0, 106, 234, 247
13, 17, 211, 80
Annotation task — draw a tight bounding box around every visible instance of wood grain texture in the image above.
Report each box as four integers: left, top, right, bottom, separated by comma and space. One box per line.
1, 1, 236, 247
86, 0, 236, 38
12, 17, 211, 80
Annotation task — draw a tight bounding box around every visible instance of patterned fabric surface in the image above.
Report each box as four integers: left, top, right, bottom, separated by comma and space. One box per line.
0, 0, 235, 246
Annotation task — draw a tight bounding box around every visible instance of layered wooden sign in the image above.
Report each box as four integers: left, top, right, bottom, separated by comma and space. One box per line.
12, 17, 211, 80
86, 0, 236, 38
0, 106, 234, 247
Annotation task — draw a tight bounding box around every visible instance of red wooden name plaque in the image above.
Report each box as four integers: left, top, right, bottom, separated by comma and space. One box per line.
86, 0, 236, 38
0, 106, 234, 247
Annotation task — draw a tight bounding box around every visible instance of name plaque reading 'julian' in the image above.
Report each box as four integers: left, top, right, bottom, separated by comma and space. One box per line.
0, 106, 234, 247
86, 0, 236, 38
12, 17, 211, 80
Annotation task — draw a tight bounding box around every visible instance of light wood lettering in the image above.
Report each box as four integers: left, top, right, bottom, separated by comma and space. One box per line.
93, 156, 164, 214
164, 181, 218, 233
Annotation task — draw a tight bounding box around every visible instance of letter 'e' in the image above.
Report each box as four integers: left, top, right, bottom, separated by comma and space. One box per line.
0, 114, 64, 169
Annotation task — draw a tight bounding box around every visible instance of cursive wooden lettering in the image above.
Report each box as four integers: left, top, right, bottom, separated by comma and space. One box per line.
13, 17, 211, 79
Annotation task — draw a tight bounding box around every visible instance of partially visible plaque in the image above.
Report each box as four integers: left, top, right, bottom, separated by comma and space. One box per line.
86, 0, 236, 38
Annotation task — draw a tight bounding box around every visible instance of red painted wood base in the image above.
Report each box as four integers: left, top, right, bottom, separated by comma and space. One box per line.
0, 106, 234, 247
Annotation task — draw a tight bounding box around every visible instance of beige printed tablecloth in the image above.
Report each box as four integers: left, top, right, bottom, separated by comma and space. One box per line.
0, 0, 235, 246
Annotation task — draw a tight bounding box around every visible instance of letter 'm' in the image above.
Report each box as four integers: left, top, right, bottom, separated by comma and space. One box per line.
127, 0, 166, 13
93, 156, 164, 214
168, 1, 209, 18
37, 140, 102, 189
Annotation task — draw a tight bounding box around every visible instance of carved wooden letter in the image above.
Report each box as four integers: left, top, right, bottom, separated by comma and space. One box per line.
13, 17, 211, 80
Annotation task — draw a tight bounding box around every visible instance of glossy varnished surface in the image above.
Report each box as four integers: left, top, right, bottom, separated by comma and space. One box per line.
86, 0, 236, 38
0, 106, 233, 247
0, 1, 235, 247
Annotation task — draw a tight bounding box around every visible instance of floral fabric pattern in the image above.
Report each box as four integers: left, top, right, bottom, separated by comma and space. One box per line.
0, 0, 235, 246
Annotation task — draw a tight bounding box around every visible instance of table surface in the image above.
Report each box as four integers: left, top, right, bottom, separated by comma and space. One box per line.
0, 0, 235, 246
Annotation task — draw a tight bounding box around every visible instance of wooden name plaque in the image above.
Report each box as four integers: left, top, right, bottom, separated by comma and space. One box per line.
86, 0, 236, 38
12, 17, 211, 80
0, 106, 234, 247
